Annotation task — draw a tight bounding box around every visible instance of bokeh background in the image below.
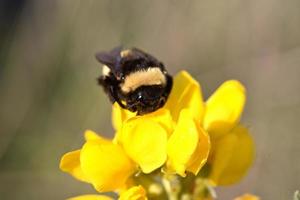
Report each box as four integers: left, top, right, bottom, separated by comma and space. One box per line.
1, 0, 300, 199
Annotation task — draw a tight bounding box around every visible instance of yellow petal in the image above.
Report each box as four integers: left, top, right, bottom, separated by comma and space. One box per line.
167, 109, 200, 176
84, 130, 102, 141
119, 185, 148, 200
112, 102, 136, 131
186, 125, 210, 175
203, 80, 246, 139
234, 194, 260, 200
164, 71, 205, 123
113, 129, 123, 145
68, 194, 113, 200
139, 108, 174, 136
80, 135, 136, 192
208, 125, 254, 186
113, 109, 173, 145
60, 150, 89, 183
121, 118, 168, 173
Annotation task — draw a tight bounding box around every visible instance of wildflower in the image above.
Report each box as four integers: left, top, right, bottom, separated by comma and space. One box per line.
119, 185, 148, 200
60, 70, 255, 199
203, 80, 246, 139
202, 80, 255, 186
68, 194, 113, 200
112, 71, 254, 185
233, 194, 260, 200
67, 185, 147, 200
60, 130, 137, 192
112, 71, 210, 176
118, 113, 169, 173
166, 109, 209, 176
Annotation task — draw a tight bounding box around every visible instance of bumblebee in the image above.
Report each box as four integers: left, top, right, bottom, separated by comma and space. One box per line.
96, 46, 173, 115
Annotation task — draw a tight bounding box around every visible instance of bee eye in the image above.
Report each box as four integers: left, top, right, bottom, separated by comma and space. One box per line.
137, 93, 143, 100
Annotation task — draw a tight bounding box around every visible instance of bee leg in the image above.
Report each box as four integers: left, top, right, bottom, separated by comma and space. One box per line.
126, 102, 138, 113
109, 86, 127, 109
98, 76, 116, 103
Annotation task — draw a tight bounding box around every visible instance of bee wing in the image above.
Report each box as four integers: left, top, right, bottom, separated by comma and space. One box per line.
95, 46, 123, 75
95, 46, 122, 65
95, 52, 115, 66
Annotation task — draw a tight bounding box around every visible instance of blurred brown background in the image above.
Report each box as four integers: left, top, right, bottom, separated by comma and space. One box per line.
0, 0, 299, 199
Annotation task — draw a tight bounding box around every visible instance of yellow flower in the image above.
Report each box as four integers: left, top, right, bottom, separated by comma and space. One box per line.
67, 195, 113, 200
112, 71, 210, 177
164, 70, 205, 123
119, 115, 168, 173
233, 194, 260, 200
112, 103, 136, 131
67, 186, 147, 200
61, 70, 254, 198
208, 125, 254, 185
203, 80, 246, 140
202, 80, 255, 186
60, 130, 137, 192
112, 71, 254, 185
119, 185, 148, 200
167, 109, 210, 176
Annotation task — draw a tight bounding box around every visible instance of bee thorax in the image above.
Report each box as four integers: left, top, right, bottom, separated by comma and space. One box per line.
120, 67, 166, 93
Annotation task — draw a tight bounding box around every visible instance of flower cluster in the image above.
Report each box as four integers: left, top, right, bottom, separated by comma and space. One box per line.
60, 71, 255, 200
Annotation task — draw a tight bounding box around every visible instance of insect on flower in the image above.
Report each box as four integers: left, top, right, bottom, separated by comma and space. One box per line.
96, 46, 173, 115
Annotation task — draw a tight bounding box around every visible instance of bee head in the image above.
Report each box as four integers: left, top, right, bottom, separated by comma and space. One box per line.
125, 85, 167, 115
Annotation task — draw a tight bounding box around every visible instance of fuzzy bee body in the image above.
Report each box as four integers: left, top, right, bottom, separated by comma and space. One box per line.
96, 47, 173, 115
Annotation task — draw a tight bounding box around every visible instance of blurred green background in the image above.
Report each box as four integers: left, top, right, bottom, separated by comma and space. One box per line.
0, 0, 300, 199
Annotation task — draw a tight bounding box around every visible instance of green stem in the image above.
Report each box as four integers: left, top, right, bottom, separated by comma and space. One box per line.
192, 178, 216, 200
162, 175, 180, 200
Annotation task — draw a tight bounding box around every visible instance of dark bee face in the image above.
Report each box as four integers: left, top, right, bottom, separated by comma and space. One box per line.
125, 85, 167, 115
96, 47, 173, 115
